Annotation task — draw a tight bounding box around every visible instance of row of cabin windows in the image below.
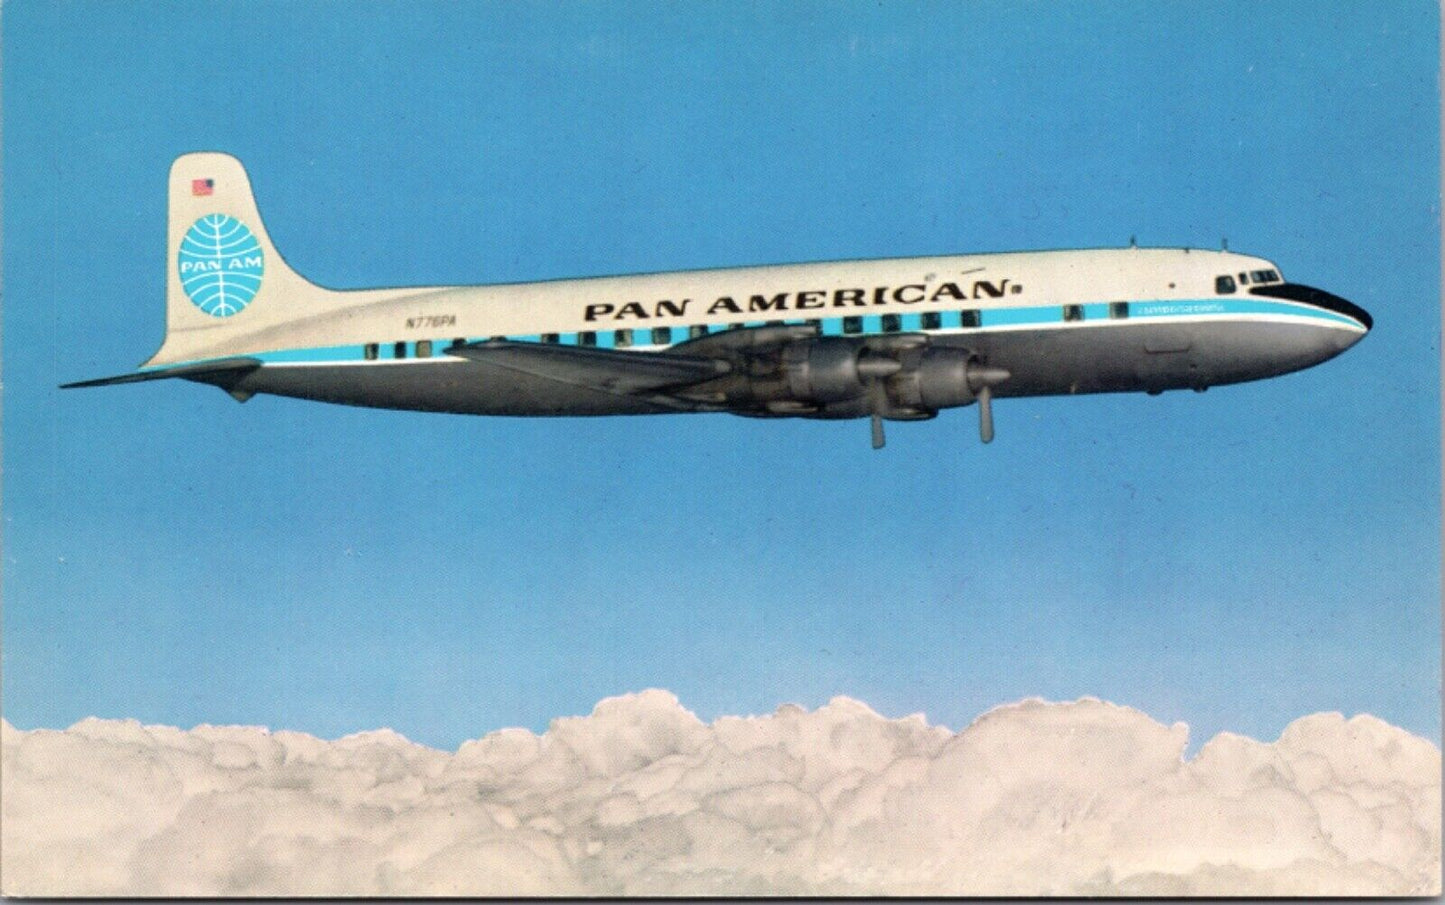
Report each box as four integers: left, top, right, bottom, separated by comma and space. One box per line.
361, 305, 1125, 359
1065, 302, 1130, 321
364, 340, 436, 360
840, 309, 984, 333
365, 338, 464, 360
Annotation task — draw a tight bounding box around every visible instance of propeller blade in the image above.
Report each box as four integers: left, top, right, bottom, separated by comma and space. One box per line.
865, 375, 890, 449
978, 385, 995, 444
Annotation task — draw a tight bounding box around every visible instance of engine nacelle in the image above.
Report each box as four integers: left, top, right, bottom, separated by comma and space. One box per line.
889, 347, 980, 411
781, 338, 870, 403
728, 339, 1004, 419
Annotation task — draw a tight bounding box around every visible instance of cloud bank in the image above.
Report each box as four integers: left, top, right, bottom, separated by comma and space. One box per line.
2, 692, 1439, 896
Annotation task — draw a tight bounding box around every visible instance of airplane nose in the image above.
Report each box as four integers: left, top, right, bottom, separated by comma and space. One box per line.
1324, 290, 1372, 332
1250, 282, 1371, 332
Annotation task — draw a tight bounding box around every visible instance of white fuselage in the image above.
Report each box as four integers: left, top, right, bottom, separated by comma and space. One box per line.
149, 247, 1361, 368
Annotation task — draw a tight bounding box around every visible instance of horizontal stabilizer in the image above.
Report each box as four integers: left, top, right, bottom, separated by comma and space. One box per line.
445, 340, 730, 395
60, 357, 262, 389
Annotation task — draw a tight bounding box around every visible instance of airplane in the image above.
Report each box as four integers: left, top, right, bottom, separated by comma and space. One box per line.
63, 152, 1372, 448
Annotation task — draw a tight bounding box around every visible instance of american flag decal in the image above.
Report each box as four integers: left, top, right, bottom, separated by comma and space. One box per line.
191, 178, 214, 196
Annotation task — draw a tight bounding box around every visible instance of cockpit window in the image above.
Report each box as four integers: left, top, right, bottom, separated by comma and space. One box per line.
1251, 269, 1280, 284
1215, 274, 1237, 294
1238, 272, 1250, 285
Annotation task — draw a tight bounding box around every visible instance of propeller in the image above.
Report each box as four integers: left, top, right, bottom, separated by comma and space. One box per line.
978, 385, 994, 443
968, 364, 1009, 445
857, 351, 902, 449
852, 345, 1008, 450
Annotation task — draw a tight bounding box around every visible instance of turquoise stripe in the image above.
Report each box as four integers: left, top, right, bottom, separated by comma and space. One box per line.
1131, 298, 1361, 327
257, 345, 361, 363
984, 306, 1056, 327
160, 297, 1361, 368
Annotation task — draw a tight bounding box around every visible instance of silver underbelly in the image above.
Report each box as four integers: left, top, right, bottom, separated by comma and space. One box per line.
209, 318, 1363, 416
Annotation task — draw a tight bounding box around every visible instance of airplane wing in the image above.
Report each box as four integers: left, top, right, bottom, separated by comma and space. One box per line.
667, 323, 817, 356
444, 340, 732, 398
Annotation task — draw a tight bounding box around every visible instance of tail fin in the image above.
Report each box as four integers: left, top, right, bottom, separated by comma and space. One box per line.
151, 153, 337, 366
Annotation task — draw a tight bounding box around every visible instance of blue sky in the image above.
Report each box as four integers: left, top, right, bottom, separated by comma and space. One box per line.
3, 1, 1439, 751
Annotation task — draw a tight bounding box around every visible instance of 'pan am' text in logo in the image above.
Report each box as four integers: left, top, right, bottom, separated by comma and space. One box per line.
177, 214, 265, 317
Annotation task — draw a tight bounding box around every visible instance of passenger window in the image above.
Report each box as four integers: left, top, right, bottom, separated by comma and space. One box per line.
651, 326, 672, 345
450, 337, 465, 349
1109, 301, 1129, 319
364, 343, 378, 360
842, 316, 863, 334
960, 309, 980, 328
540, 333, 559, 344
1062, 304, 1083, 322
689, 324, 709, 339
393, 341, 407, 359
1216, 274, 1237, 294
579, 331, 597, 347
765, 320, 785, 327
728, 323, 745, 331
882, 313, 902, 332
614, 329, 632, 348
922, 312, 941, 330
416, 340, 433, 358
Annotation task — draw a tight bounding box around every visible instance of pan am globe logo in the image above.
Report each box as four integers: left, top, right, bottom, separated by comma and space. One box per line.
177, 214, 265, 317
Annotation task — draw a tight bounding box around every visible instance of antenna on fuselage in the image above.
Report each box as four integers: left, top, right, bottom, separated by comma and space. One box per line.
1129, 234, 1137, 248
1222, 237, 1229, 251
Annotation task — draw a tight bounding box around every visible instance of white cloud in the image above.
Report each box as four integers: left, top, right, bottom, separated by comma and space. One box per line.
2, 691, 1438, 896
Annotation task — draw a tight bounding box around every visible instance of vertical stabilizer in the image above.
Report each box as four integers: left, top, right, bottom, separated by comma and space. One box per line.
150, 153, 338, 366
